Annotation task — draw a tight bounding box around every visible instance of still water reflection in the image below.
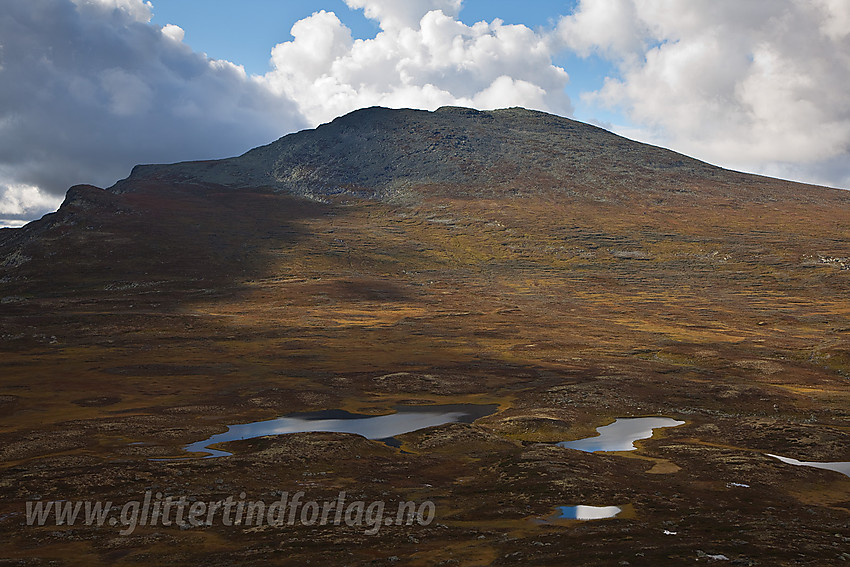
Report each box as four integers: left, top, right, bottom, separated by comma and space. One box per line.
558, 417, 685, 452
184, 404, 498, 458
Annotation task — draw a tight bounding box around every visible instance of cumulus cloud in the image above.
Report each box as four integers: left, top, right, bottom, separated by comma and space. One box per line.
344, 0, 462, 31
559, 0, 850, 188
262, 6, 572, 125
557, 0, 646, 58
160, 23, 185, 43
0, 0, 306, 227
0, 183, 64, 229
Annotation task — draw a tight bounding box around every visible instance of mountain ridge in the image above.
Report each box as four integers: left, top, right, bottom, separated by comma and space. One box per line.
103, 105, 836, 204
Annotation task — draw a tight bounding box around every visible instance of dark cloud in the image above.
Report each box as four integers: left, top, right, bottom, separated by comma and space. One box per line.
0, 0, 306, 223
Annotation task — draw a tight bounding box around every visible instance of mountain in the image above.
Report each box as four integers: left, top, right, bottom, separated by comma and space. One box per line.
3, 106, 843, 296
1, 107, 849, 566
112, 105, 730, 199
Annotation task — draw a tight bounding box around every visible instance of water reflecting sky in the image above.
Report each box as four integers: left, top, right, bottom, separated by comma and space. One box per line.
557, 505, 621, 520
559, 417, 685, 452
185, 404, 498, 458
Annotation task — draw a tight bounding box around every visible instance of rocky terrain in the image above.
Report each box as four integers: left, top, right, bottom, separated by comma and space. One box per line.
0, 106, 848, 565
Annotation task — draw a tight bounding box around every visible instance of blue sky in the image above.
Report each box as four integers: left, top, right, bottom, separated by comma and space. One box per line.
149, 1, 577, 75
1, 0, 848, 227
149, 1, 382, 75
147, 0, 624, 126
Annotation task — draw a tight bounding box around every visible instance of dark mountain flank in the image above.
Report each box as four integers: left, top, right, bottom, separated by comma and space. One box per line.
1, 107, 849, 566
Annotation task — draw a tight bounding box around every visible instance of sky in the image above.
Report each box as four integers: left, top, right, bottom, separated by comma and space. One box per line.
1, 0, 849, 228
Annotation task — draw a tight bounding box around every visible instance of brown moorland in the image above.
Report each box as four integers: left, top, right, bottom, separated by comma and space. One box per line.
0, 107, 848, 566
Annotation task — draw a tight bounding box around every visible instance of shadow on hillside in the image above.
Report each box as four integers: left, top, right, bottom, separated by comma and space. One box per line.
0, 183, 333, 303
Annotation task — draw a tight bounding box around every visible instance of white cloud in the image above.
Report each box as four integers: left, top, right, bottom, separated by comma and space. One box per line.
0, 183, 62, 215
343, 0, 462, 31
161, 23, 185, 42
0, 183, 63, 228
473, 76, 548, 111
557, 0, 645, 58
0, 0, 305, 223
814, 0, 850, 41
560, 0, 850, 188
263, 5, 571, 126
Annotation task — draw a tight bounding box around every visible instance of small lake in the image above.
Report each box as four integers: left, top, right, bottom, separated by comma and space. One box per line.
184, 404, 498, 458
767, 454, 850, 478
556, 505, 622, 520
558, 417, 685, 452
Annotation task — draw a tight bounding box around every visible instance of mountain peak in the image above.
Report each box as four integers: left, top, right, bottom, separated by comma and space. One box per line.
110, 105, 737, 202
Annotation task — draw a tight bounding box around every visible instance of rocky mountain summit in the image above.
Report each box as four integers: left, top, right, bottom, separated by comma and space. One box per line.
116, 106, 708, 196
108, 106, 812, 202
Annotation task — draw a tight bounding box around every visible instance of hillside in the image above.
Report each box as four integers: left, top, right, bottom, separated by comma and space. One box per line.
1, 107, 848, 566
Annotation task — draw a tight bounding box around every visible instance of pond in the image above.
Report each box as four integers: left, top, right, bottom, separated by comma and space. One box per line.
556, 505, 622, 520
766, 453, 850, 478
558, 416, 685, 452
183, 404, 499, 458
